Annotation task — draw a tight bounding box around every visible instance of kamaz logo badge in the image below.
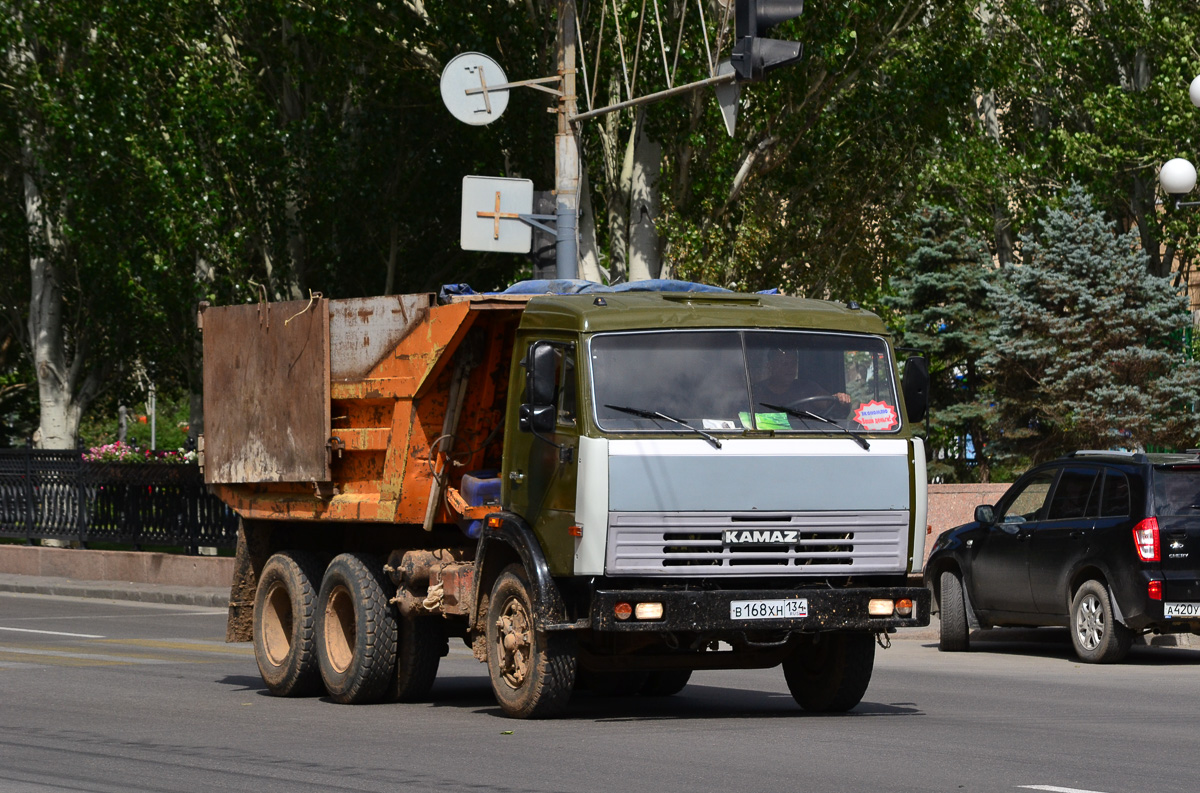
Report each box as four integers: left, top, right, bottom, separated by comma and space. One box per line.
724, 529, 798, 545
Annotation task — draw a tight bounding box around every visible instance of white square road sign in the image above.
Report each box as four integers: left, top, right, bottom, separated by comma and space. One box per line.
460, 175, 534, 253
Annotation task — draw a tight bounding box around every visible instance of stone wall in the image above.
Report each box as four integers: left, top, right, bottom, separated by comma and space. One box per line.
921, 483, 1011, 568
0, 544, 233, 588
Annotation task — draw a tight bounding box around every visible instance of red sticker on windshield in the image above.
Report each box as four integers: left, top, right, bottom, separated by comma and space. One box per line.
854, 400, 898, 431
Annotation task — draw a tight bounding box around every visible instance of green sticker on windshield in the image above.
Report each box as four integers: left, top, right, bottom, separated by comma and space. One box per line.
739, 411, 790, 430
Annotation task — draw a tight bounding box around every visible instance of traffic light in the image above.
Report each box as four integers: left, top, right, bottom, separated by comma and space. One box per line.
731, 0, 805, 82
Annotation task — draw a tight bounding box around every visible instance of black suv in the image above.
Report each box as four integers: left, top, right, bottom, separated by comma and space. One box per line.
924, 451, 1200, 662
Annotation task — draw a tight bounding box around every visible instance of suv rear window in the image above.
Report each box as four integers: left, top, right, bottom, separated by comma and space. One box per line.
1152, 467, 1200, 516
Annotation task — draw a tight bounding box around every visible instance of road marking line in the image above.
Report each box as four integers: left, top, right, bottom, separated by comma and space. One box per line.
95, 638, 253, 655
0, 647, 180, 664
0, 626, 105, 638
0, 651, 130, 668
1020, 786, 1111, 793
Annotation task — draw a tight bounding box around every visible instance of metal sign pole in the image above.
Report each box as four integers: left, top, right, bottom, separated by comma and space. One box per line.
555, 0, 580, 280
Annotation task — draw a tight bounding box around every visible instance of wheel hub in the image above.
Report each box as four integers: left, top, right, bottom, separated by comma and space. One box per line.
494, 597, 532, 689
1075, 593, 1105, 650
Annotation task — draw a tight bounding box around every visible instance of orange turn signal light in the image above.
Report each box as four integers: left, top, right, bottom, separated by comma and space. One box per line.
486, 516, 503, 530
614, 602, 633, 620
896, 598, 913, 616
568, 525, 583, 538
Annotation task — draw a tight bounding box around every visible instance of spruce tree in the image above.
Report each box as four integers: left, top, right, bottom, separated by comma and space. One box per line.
985, 184, 1200, 462
886, 207, 997, 482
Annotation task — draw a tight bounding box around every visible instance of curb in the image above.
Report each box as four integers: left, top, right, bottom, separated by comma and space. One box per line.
0, 574, 229, 608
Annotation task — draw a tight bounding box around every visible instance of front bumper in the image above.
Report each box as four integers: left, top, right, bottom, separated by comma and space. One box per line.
589, 585, 931, 632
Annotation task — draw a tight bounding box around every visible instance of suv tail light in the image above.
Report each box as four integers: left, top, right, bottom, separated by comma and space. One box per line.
1133, 517, 1160, 562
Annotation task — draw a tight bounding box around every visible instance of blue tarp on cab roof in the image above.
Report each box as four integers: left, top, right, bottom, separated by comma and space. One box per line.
438, 279, 780, 301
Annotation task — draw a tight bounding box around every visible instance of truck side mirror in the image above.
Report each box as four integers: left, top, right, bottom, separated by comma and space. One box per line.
974, 504, 995, 525
901, 355, 929, 423
522, 342, 557, 407
519, 403, 556, 434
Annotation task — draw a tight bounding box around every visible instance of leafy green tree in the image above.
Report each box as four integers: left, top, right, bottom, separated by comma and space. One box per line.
885, 206, 997, 482
919, 0, 1200, 281
646, 0, 984, 296
985, 184, 1200, 462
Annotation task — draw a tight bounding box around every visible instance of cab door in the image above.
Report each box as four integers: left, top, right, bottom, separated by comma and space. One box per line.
968, 469, 1056, 615
502, 337, 580, 574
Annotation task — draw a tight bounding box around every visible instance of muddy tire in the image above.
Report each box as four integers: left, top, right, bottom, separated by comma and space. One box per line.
486, 564, 576, 719
938, 569, 970, 652
252, 551, 325, 697
782, 632, 875, 713
316, 552, 398, 704
640, 670, 692, 697
388, 615, 446, 703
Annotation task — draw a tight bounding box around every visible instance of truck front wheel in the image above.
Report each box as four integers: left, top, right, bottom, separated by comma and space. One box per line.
782, 632, 875, 713
253, 551, 325, 696
486, 564, 576, 719
316, 553, 398, 704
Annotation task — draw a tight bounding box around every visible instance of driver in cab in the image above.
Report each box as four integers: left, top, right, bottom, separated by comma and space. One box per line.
753, 347, 851, 421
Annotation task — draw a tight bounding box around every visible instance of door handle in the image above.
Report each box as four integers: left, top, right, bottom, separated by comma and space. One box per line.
1069, 530, 1084, 540
509, 470, 526, 485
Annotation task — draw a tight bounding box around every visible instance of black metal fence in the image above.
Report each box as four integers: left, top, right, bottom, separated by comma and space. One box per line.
0, 448, 238, 553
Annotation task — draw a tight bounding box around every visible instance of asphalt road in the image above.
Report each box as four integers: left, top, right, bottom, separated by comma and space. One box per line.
1, 592, 1198, 793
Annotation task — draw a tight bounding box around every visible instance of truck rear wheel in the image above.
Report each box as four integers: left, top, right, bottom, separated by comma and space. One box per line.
486, 564, 576, 719
782, 632, 875, 713
316, 553, 398, 704
253, 551, 325, 696
388, 615, 446, 702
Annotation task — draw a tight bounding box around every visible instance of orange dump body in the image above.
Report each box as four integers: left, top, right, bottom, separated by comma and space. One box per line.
200, 293, 527, 527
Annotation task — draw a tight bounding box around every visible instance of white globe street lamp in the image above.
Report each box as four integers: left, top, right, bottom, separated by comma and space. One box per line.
1160, 157, 1198, 197
1159, 77, 1200, 208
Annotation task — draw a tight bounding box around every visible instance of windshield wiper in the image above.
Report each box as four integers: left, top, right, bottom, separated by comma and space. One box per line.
759, 402, 870, 451
604, 404, 723, 449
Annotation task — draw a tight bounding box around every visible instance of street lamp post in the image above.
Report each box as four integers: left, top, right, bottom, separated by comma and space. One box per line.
1159, 76, 1200, 208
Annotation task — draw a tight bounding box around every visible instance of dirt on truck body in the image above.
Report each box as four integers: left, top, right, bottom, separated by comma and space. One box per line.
201, 285, 932, 718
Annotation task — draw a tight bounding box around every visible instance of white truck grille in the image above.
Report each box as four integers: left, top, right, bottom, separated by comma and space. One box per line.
605, 511, 910, 576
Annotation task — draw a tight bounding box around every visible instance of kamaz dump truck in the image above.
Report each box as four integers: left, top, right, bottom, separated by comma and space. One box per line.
201, 284, 932, 718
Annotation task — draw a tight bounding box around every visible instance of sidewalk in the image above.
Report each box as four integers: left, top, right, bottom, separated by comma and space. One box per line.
0, 545, 232, 608
0, 572, 229, 608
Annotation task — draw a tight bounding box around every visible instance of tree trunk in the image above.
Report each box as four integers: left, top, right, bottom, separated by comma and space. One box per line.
384, 223, 399, 295
15, 27, 85, 450
627, 112, 662, 282
578, 168, 604, 282
607, 117, 638, 283
975, 2, 1013, 267
188, 253, 215, 446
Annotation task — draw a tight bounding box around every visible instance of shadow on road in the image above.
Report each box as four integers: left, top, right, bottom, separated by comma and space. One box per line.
216, 674, 270, 693
922, 626, 1200, 665
216, 668, 927, 721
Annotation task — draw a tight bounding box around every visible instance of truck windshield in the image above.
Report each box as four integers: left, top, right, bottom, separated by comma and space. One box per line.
590, 330, 901, 434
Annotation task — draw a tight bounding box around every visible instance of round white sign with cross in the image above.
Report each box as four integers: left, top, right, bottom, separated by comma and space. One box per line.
440, 52, 510, 126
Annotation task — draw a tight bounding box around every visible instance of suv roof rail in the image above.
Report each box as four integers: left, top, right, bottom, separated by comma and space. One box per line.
1067, 449, 1148, 462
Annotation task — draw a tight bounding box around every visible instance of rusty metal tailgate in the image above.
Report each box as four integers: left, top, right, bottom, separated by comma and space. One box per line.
202, 299, 331, 484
